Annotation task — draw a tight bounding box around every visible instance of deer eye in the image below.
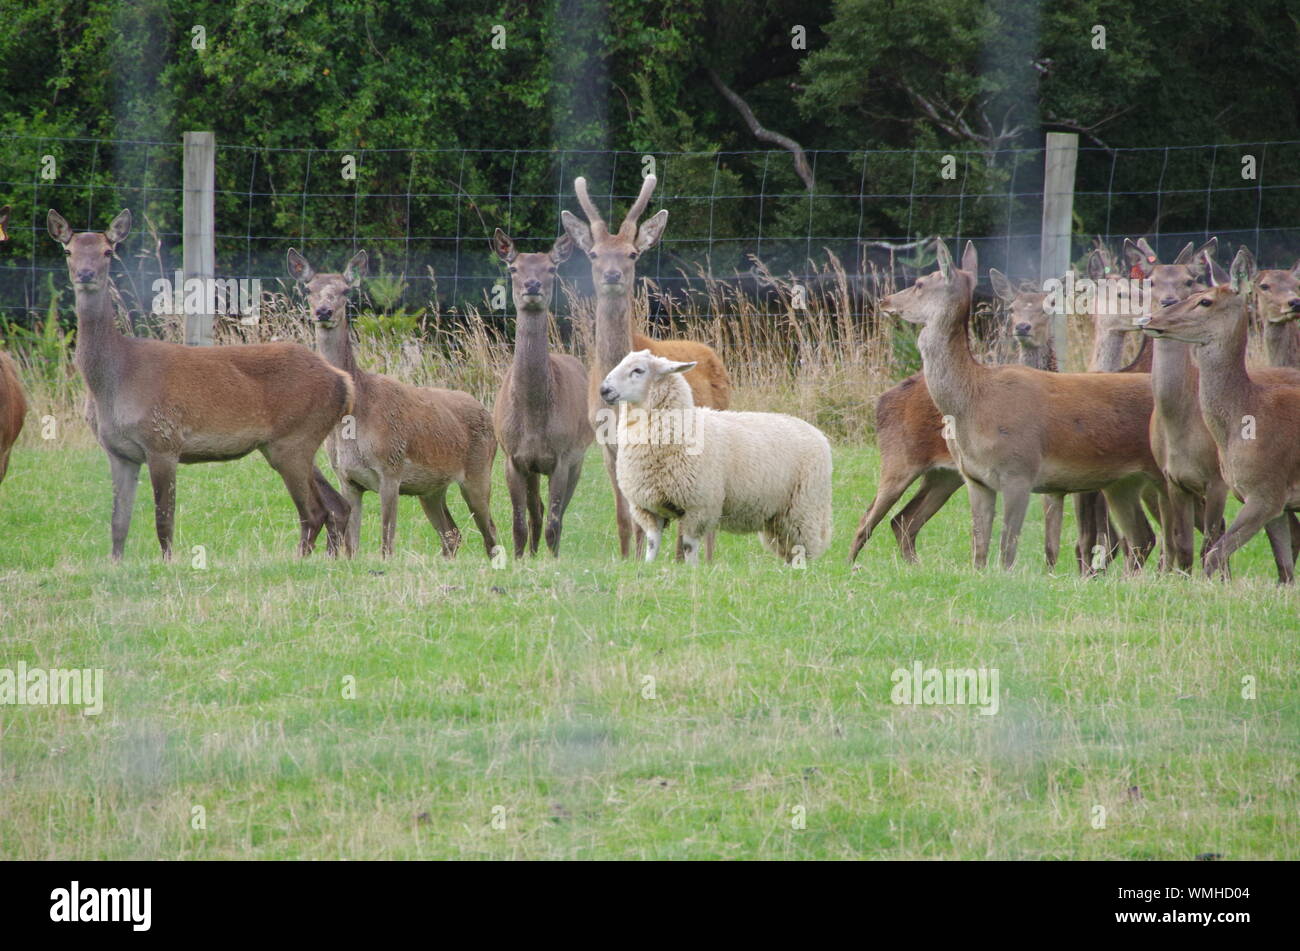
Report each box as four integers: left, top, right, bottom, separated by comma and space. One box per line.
1185, 279, 1194, 286
588, 251, 597, 260
1259, 284, 1270, 290
1198, 298, 1212, 307
104, 249, 113, 257
548, 267, 557, 274
628, 251, 638, 260
508, 267, 517, 274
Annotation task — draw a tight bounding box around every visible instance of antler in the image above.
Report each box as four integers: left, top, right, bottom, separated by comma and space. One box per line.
573, 177, 608, 238
617, 174, 658, 240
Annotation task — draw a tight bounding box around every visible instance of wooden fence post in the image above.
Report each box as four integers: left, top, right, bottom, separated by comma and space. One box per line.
182, 131, 215, 345
1040, 132, 1078, 368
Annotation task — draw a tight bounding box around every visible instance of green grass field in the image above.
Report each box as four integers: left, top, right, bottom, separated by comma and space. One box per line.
0, 441, 1295, 859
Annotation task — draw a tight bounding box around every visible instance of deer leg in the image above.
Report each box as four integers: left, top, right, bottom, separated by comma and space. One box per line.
1205, 497, 1281, 579
1264, 513, 1296, 584
603, 445, 634, 558
1101, 482, 1155, 573
966, 479, 997, 570
312, 466, 349, 558
377, 476, 400, 559
998, 480, 1032, 569
1161, 482, 1196, 573
1200, 481, 1230, 568
890, 468, 964, 563
146, 454, 178, 562
107, 452, 140, 562
848, 463, 923, 564
1289, 513, 1300, 562
1074, 492, 1097, 575
524, 470, 543, 556
341, 481, 363, 557
419, 489, 460, 558
504, 458, 530, 558
1043, 493, 1064, 570
458, 468, 500, 559
544, 455, 583, 556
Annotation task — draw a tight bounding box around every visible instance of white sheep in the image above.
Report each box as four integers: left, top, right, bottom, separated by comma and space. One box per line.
599, 350, 833, 564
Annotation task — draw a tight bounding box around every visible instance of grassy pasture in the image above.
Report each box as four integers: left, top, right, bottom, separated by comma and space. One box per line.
0, 441, 1295, 859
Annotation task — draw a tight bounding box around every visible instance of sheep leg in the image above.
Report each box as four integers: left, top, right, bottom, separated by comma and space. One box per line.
641, 512, 668, 563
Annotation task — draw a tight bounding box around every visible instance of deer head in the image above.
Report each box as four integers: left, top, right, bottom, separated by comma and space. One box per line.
0, 205, 10, 243
1139, 249, 1252, 346
48, 208, 131, 292
1125, 237, 1223, 309
493, 229, 572, 313
878, 240, 978, 328
287, 248, 367, 330
1245, 252, 1300, 325
989, 268, 1051, 353
561, 174, 668, 299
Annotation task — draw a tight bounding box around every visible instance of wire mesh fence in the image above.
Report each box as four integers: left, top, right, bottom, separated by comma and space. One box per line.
4, 133, 1300, 327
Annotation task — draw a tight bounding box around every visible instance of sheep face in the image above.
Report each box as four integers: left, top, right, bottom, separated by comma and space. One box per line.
600, 350, 696, 405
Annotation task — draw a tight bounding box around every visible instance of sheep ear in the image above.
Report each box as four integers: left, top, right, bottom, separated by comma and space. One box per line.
988, 268, 1015, 302
561, 211, 593, 253
935, 240, 954, 282
664, 360, 697, 375
286, 248, 314, 282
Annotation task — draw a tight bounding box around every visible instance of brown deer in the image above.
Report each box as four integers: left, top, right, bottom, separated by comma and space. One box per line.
0, 204, 26, 486
287, 248, 500, 560
1140, 249, 1300, 583
49, 208, 351, 560
561, 174, 732, 558
491, 229, 594, 557
1247, 253, 1300, 369
880, 239, 1161, 570
850, 268, 1069, 567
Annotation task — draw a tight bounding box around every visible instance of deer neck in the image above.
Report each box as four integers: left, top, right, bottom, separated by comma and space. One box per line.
1150, 337, 1201, 428
1089, 327, 1127, 372
1194, 309, 1254, 438
73, 285, 127, 397
917, 292, 983, 411
317, 325, 363, 383
1017, 342, 1056, 372
510, 308, 554, 419
594, 293, 634, 378
1263, 320, 1300, 369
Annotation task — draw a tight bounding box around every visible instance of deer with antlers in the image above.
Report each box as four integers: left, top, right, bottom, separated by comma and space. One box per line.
562, 174, 732, 559
0, 204, 26, 487
50, 209, 352, 560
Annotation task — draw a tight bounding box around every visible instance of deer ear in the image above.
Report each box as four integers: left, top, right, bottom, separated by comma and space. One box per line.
47, 209, 73, 245
344, 250, 368, 286
550, 232, 574, 264
988, 268, 1014, 302
1124, 238, 1153, 276
561, 211, 593, 253
935, 240, 954, 281
1290, 258, 1300, 281
635, 209, 669, 253
1230, 248, 1255, 293
105, 208, 132, 246
1170, 241, 1196, 266
493, 228, 517, 263
1087, 249, 1107, 281
1203, 251, 1221, 287
286, 248, 315, 283
960, 240, 977, 276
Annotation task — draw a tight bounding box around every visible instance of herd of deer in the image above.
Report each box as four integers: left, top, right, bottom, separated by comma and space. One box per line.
1, 188, 1299, 582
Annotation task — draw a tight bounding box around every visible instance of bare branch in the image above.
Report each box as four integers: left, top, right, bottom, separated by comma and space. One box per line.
707, 68, 815, 192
